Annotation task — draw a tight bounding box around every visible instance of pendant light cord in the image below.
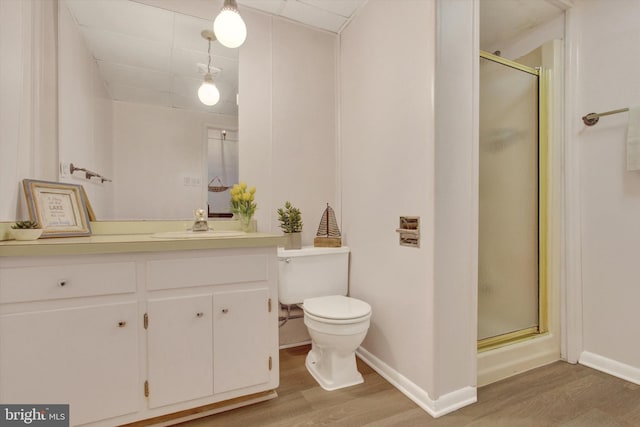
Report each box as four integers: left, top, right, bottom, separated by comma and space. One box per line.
207, 39, 212, 75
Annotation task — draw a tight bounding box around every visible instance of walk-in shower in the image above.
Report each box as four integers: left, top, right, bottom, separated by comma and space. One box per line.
478, 51, 548, 351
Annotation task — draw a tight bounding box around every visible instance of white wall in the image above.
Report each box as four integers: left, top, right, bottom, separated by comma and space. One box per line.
0, 0, 58, 222
570, 0, 640, 379
340, 0, 442, 411
433, 0, 478, 400
58, 1, 114, 219
339, 0, 435, 395
340, 0, 478, 414
239, 9, 337, 346
240, 9, 337, 244
112, 102, 237, 220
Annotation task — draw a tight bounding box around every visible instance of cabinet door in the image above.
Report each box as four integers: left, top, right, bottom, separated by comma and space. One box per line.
0, 302, 138, 426
213, 287, 270, 394
147, 294, 213, 408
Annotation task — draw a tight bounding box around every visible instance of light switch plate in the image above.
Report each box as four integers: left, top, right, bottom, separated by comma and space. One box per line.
59, 162, 70, 178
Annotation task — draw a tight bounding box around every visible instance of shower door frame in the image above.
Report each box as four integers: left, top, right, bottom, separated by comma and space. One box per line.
477, 50, 549, 351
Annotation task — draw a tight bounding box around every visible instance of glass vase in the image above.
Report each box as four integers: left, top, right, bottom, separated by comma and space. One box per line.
238, 214, 255, 233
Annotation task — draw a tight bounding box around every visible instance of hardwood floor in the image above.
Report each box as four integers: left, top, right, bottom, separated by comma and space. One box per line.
179, 345, 640, 426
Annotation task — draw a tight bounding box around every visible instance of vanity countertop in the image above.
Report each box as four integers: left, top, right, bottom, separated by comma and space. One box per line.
0, 233, 282, 257
0, 232, 285, 257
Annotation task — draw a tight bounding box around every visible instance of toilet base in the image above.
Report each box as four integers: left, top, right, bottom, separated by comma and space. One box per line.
305, 348, 364, 391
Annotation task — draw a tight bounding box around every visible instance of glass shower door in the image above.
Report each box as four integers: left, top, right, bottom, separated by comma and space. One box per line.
478, 53, 542, 345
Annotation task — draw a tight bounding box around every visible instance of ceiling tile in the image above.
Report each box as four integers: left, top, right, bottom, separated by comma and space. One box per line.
170, 48, 231, 81
66, 0, 173, 43
172, 75, 204, 96
298, 0, 366, 18
171, 13, 238, 61
207, 56, 239, 85
82, 28, 172, 72
237, 0, 286, 16
279, 0, 347, 32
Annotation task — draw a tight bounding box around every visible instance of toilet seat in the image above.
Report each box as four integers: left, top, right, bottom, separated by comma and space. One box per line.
303, 295, 371, 323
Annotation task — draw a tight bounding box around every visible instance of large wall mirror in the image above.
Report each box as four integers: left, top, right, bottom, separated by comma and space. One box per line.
58, 0, 238, 220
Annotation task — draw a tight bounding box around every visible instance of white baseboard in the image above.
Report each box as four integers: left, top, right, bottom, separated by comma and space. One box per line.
579, 351, 640, 385
356, 347, 476, 418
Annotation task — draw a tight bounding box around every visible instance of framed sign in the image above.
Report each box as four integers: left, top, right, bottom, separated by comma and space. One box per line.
22, 179, 92, 238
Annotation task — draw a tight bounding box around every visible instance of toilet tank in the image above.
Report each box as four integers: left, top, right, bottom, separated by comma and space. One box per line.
277, 246, 349, 305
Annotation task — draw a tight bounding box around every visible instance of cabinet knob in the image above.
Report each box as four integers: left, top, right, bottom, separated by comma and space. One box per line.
221, 308, 229, 314
57, 280, 68, 287
118, 321, 127, 328
196, 312, 204, 318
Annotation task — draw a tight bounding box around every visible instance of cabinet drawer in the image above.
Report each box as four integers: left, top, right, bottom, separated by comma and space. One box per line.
147, 254, 269, 290
0, 262, 136, 304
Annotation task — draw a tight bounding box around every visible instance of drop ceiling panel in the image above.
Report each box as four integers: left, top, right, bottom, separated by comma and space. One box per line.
170, 48, 210, 79
171, 12, 237, 60
214, 101, 239, 116
82, 28, 172, 72
65, 0, 567, 115
279, 1, 347, 32
170, 93, 206, 111
171, 75, 203, 96
298, 0, 365, 18
206, 56, 239, 85
67, 0, 174, 43
214, 81, 238, 104
237, 0, 286, 16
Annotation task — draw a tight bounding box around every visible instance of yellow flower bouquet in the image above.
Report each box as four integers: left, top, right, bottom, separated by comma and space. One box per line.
230, 182, 257, 231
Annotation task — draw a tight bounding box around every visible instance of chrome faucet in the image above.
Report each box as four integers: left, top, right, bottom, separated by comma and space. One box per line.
192, 208, 210, 231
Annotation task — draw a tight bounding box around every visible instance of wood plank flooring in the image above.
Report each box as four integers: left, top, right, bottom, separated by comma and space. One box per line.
178, 345, 640, 426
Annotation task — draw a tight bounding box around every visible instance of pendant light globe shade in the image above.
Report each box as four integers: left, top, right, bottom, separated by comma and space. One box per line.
198, 78, 220, 106
213, 7, 246, 48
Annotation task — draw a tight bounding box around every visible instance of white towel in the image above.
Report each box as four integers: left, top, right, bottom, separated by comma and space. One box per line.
627, 106, 640, 171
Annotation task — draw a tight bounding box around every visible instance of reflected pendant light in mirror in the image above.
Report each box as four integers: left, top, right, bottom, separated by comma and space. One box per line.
213, 0, 247, 48
198, 30, 220, 106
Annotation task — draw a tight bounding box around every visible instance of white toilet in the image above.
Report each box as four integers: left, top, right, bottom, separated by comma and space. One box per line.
277, 246, 371, 391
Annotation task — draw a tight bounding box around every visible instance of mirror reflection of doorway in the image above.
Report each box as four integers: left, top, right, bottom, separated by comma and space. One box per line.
478, 51, 547, 350
207, 128, 238, 218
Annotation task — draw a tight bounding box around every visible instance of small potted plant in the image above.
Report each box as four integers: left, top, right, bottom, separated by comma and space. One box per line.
277, 201, 303, 250
10, 221, 43, 241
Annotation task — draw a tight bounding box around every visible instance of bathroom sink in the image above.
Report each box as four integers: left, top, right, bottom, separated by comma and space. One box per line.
151, 230, 246, 239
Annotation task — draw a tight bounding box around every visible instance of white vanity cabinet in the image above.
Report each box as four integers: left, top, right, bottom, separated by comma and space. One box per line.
0, 244, 280, 426
147, 294, 215, 408
0, 260, 140, 426
213, 287, 271, 394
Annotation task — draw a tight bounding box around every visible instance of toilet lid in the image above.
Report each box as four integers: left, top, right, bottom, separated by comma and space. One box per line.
303, 295, 371, 320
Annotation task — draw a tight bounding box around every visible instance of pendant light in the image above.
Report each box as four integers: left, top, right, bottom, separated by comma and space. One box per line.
213, 0, 247, 49
198, 30, 220, 106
